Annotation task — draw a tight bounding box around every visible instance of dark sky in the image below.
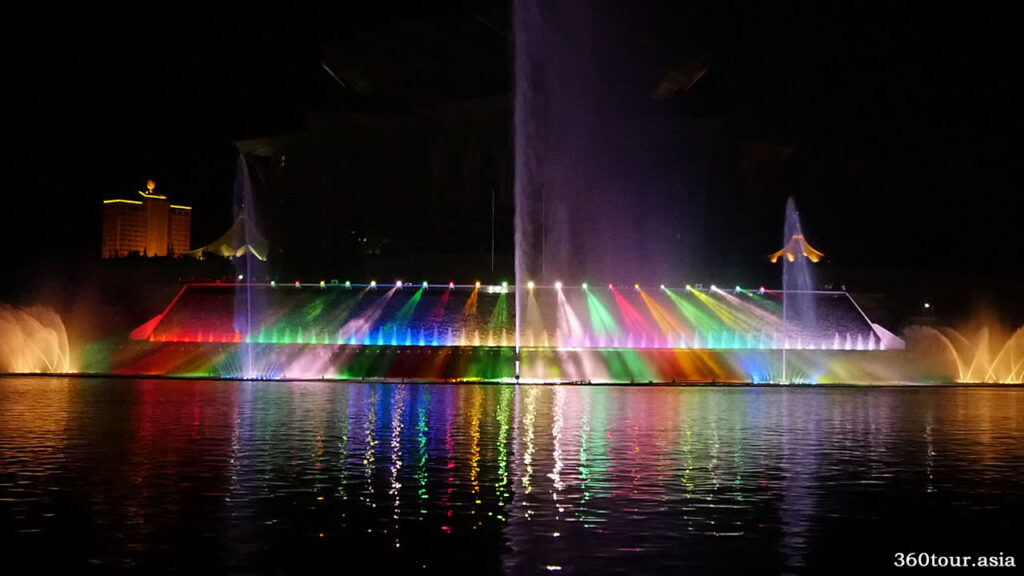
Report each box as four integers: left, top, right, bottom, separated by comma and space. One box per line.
4, 2, 1022, 300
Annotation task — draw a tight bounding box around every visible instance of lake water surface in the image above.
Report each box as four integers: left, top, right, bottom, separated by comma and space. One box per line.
1, 377, 1022, 574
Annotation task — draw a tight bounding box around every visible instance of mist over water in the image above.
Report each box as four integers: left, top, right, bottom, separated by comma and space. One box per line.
514, 0, 692, 289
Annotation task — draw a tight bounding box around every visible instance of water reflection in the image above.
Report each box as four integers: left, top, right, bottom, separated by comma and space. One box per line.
1, 378, 1023, 574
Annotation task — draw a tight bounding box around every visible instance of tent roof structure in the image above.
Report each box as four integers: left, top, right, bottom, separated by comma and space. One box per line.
769, 234, 823, 263
190, 211, 268, 261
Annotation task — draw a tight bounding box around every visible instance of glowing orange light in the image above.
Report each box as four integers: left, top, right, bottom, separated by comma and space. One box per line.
769, 234, 824, 263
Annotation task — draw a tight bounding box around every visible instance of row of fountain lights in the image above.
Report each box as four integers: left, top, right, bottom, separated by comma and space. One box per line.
248, 277, 769, 295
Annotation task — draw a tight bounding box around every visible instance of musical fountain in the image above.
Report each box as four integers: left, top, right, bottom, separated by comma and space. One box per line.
84, 278, 908, 383
85, 187, 912, 383
59, 145, 1012, 383
5, 0, 1021, 385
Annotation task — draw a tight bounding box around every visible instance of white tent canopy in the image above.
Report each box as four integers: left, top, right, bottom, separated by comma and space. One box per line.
190, 211, 268, 261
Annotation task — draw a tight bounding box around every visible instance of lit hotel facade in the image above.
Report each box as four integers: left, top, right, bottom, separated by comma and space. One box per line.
102, 180, 191, 258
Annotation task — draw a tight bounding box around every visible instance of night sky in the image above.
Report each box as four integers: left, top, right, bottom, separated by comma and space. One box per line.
5, 2, 1022, 320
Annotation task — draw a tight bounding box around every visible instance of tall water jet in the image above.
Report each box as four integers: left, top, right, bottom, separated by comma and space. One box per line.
512, 0, 543, 377
774, 197, 822, 381
513, 1, 692, 376
231, 153, 268, 379
0, 305, 72, 373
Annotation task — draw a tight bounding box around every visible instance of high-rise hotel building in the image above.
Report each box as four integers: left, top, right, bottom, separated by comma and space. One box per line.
102, 180, 191, 258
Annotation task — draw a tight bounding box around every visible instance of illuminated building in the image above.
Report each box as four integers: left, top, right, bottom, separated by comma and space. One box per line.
102, 180, 191, 258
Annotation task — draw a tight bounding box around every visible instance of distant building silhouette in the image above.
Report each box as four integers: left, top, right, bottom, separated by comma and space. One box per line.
102, 180, 191, 258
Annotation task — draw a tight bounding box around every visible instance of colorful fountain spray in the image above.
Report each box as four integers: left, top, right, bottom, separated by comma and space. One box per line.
0, 305, 72, 373
101, 277, 906, 383
907, 324, 1024, 383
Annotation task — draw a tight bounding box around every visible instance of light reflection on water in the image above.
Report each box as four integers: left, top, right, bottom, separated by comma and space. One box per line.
1, 377, 1022, 574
